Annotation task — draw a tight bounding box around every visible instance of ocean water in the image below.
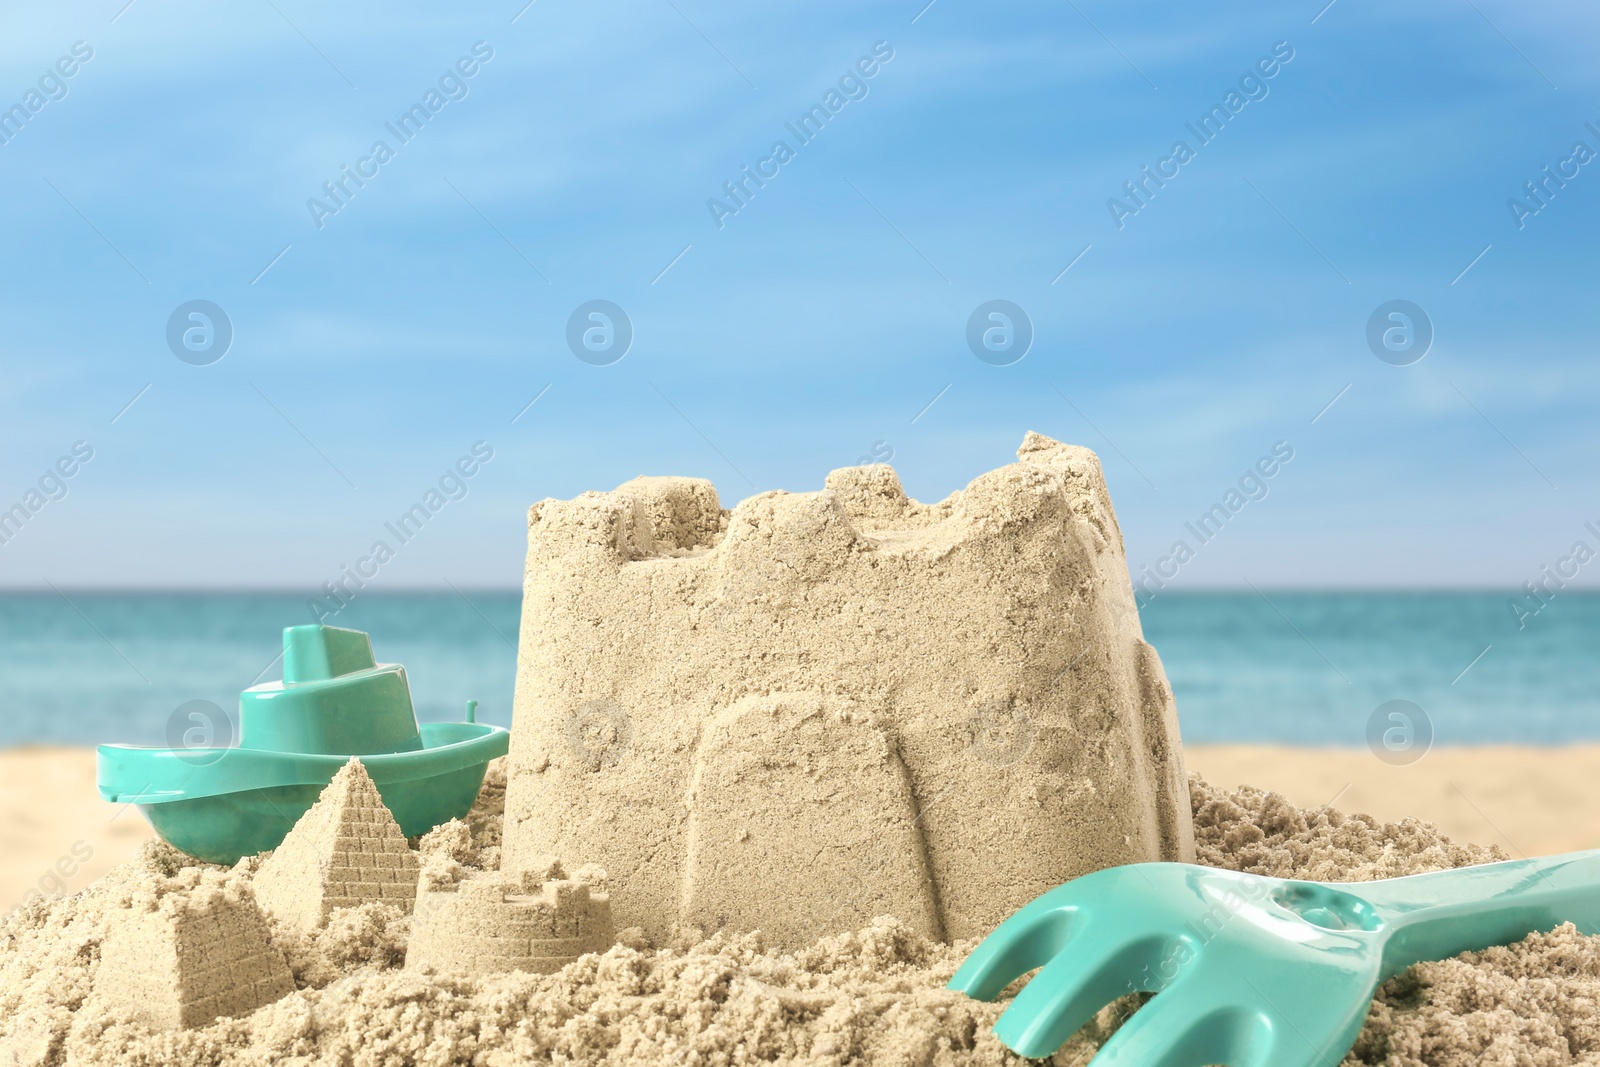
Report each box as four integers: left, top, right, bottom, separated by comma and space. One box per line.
0, 590, 1593, 749
0, 592, 522, 749
1140, 592, 1600, 746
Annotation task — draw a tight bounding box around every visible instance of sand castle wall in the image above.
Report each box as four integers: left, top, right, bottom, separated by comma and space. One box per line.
406, 859, 612, 976
502, 433, 1194, 944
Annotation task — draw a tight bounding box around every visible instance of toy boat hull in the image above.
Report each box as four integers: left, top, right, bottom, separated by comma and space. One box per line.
97, 721, 509, 865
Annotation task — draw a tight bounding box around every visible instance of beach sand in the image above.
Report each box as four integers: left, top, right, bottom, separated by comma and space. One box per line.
1186, 743, 1600, 858
5, 743, 1597, 916
4, 760, 1593, 1066
1, 746, 155, 920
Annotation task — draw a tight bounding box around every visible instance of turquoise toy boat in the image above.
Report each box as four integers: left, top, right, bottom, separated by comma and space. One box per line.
97, 624, 510, 865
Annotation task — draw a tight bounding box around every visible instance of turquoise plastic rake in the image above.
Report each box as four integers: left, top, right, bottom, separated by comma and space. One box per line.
950, 852, 1600, 1066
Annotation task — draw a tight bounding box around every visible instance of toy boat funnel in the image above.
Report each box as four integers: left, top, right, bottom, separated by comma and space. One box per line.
97, 624, 509, 864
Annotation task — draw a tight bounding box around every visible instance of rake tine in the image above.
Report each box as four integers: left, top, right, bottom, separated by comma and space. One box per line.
991, 929, 1169, 1059
947, 886, 1081, 1001
1087, 990, 1273, 1067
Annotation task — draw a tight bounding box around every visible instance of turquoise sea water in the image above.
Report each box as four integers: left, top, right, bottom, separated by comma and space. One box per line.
0, 591, 1593, 748
1141, 592, 1600, 746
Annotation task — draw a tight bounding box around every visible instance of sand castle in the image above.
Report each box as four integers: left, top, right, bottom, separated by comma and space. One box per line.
252, 759, 420, 931
502, 432, 1194, 944
95, 882, 295, 1030
407, 858, 613, 976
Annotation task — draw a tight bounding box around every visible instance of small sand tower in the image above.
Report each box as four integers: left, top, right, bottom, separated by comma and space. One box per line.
253, 758, 419, 931
406, 858, 613, 976
95, 883, 295, 1030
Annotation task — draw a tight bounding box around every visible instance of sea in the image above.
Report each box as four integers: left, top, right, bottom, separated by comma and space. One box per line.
0, 590, 1594, 749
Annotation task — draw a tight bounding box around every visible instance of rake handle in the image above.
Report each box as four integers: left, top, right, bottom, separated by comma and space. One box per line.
1357, 850, 1600, 980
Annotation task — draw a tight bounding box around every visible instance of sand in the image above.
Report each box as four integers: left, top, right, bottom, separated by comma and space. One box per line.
0, 746, 155, 923
3, 765, 1597, 1065
1187, 744, 1600, 858
92, 874, 295, 1031
406, 859, 613, 977
9, 744, 1600, 921
505, 433, 1194, 945
252, 759, 419, 933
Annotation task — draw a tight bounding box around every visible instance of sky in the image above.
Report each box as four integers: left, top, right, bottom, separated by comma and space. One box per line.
0, 0, 1596, 591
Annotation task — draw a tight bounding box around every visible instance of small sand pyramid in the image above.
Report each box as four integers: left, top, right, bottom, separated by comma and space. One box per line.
96, 884, 295, 1030
253, 757, 420, 931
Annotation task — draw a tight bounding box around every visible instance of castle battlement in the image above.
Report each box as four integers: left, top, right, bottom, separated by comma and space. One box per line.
406, 859, 613, 975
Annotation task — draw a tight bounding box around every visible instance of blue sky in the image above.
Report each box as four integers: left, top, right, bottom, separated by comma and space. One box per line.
0, 0, 1596, 591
